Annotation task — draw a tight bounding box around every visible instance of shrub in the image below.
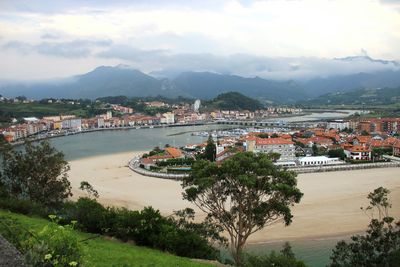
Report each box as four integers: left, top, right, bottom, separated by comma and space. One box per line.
59, 197, 108, 234
107, 207, 141, 241
25, 217, 83, 267
244, 243, 307, 267
0, 215, 31, 252
0, 196, 46, 216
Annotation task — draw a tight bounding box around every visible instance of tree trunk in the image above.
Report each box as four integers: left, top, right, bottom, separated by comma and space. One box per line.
232, 237, 246, 266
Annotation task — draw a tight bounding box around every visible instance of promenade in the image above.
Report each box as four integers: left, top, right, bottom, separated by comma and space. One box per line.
129, 155, 400, 179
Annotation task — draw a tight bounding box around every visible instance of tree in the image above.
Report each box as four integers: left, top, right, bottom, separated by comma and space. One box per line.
79, 181, 99, 198
182, 152, 303, 265
327, 148, 346, 160
329, 187, 400, 267
203, 135, 216, 162
244, 242, 307, 267
0, 140, 72, 208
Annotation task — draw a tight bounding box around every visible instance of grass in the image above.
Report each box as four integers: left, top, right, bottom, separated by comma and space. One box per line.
0, 209, 213, 267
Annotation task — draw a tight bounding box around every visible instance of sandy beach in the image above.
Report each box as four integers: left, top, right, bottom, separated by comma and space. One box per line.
68, 151, 400, 243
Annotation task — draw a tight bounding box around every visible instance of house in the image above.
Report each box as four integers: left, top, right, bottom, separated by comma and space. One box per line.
393, 141, 400, 157
344, 145, 371, 160
245, 136, 295, 161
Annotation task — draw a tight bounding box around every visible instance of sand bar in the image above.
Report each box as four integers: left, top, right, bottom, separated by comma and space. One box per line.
68, 152, 400, 243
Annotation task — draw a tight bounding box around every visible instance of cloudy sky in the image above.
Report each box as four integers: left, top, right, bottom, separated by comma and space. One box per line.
0, 0, 400, 80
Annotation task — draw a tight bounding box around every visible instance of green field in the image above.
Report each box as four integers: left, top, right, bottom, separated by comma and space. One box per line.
0, 210, 213, 267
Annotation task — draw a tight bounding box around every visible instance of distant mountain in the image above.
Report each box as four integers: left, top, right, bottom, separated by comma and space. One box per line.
0, 67, 309, 102
172, 72, 307, 102
1, 65, 400, 103
301, 70, 400, 97
203, 92, 264, 111
301, 87, 400, 106
0, 66, 186, 99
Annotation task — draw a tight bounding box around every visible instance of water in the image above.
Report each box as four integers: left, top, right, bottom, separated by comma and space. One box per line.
246, 238, 345, 267
50, 124, 234, 160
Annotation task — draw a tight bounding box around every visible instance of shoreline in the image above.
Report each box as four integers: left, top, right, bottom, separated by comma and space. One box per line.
68, 151, 400, 243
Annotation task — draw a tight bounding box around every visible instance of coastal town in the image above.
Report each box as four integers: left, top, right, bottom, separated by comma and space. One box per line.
0, 97, 302, 142
2, 97, 400, 171
131, 115, 400, 177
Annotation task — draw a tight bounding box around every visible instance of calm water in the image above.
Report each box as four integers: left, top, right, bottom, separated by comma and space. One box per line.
51, 110, 357, 161
50, 124, 233, 160
48, 111, 356, 266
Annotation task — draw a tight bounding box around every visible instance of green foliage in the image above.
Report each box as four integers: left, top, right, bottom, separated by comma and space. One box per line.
303, 87, 400, 107
182, 152, 303, 265
57, 199, 219, 260
0, 196, 46, 216
327, 148, 346, 160
79, 181, 99, 198
0, 214, 84, 267
0, 210, 212, 267
156, 158, 195, 167
64, 197, 108, 233
244, 243, 307, 267
0, 140, 72, 209
372, 147, 393, 159
0, 215, 31, 251
25, 218, 83, 267
203, 135, 216, 162
204, 92, 264, 111
329, 187, 400, 267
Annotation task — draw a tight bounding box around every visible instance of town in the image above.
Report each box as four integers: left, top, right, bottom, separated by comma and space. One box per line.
130, 116, 400, 177
0, 96, 302, 143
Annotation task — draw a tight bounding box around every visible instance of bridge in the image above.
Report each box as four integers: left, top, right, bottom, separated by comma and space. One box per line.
216, 120, 317, 129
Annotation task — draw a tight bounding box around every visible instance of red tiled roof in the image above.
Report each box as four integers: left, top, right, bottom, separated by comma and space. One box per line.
348, 145, 371, 152
165, 147, 183, 158
255, 138, 294, 145
356, 136, 372, 143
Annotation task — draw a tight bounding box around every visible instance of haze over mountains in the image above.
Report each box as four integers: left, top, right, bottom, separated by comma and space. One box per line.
1, 56, 400, 103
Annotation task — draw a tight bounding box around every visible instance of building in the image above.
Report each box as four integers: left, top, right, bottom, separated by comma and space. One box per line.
160, 112, 175, 124
393, 141, 400, 157
62, 118, 82, 130
327, 120, 349, 131
245, 137, 295, 161
298, 156, 343, 166
344, 145, 371, 160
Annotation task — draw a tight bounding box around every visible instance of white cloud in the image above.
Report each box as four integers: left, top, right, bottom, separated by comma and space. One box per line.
0, 0, 399, 79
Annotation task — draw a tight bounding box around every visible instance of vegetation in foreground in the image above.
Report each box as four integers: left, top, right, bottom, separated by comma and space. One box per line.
0, 210, 213, 267
1, 137, 399, 266
183, 152, 303, 265
329, 187, 400, 267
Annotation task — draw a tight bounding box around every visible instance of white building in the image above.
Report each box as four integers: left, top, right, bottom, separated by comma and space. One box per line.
298, 156, 343, 166
327, 120, 350, 131
62, 118, 82, 130
245, 137, 296, 161
161, 112, 175, 124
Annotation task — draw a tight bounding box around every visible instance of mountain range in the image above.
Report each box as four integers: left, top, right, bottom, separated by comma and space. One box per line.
1, 63, 400, 104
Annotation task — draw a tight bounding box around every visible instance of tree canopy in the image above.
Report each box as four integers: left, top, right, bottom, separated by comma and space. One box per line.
329, 187, 400, 267
182, 152, 303, 265
0, 140, 71, 208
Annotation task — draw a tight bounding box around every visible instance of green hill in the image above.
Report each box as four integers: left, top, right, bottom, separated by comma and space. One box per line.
0, 210, 212, 267
300, 87, 400, 108
203, 92, 264, 111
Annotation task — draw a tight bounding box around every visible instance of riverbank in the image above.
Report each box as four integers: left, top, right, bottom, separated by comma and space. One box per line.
68, 151, 400, 243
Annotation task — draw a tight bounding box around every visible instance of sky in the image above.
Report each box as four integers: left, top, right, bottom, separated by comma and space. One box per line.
0, 0, 400, 80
